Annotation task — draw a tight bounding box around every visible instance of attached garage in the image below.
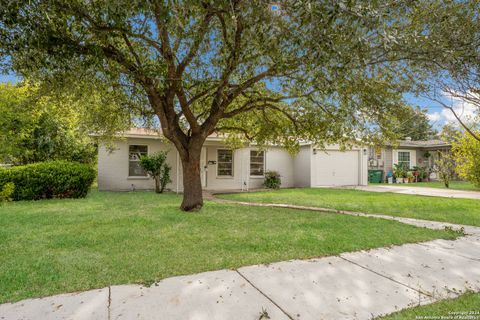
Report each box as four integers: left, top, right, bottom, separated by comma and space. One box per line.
312, 150, 360, 186
293, 144, 368, 188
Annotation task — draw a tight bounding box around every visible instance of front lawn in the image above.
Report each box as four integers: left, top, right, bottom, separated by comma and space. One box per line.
378, 292, 480, 319
220, 188, 480, 226
0, 190, 459, 303
389, 181, 480, 191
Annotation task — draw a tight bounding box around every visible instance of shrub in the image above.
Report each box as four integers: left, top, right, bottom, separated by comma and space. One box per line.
139, 151, 172, 193
0, 161, 95, 200
264, 171, 281, 189
0, 182, 14, 202
393, 163, 408, 179
452, 133, 480, 187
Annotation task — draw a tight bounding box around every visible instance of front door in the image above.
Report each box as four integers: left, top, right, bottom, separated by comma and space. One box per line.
200, 147, 207, 188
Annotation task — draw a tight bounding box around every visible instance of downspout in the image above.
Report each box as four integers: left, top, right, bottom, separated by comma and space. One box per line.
240, 148, 244, 191
246, 147, 250, 191
176, 150, 179, 194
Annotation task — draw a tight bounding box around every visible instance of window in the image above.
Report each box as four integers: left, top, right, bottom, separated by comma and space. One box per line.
129, 145, 148, 176
217, 149, 233, 176
398, 151, 411, 168
250, 150, 265, 176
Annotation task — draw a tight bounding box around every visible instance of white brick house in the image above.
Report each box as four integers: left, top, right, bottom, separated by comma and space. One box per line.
97, 128, 368, 191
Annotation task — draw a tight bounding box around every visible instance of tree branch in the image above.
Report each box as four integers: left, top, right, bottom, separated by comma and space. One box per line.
426, 94, 480, 142
177, 11, 213, 75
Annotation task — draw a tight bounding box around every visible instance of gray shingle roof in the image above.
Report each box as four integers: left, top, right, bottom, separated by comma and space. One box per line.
395, 139, 451, 148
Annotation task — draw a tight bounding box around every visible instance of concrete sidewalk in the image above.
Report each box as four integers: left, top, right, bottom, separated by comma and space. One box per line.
1, 217, 479, 320
354, 185, 480, 200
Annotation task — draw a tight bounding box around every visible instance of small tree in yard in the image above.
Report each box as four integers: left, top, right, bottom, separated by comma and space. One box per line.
452, 132, 480, 187
140, 152, 172, 194
435, 151, 456, 188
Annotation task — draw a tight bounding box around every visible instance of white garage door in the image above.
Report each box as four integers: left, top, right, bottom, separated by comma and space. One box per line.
313, 150, 359, 186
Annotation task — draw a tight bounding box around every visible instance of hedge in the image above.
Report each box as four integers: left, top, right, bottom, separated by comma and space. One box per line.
0, 161, 96, 200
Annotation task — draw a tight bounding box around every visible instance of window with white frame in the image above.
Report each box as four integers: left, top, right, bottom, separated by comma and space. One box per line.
250, 150, 265, 176
129, 145, 148, 176
217, 149, 233, 176
397, 151, 411, 168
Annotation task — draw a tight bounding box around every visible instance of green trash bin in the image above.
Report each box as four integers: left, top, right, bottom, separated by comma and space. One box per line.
368, 170, 383, 183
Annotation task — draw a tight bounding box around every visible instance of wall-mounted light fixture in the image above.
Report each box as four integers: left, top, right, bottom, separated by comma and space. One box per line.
363, 149, 367, 155
313, 149, 317, 155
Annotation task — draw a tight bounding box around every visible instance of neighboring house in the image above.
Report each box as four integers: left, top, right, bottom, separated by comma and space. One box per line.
368, 138, 451, 181
97, 128, 368, 191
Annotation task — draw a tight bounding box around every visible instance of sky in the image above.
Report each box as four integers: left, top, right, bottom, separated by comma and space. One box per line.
1, 72, 474, 131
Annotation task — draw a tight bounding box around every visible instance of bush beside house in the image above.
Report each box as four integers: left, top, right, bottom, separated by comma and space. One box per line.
264, 171, 282, 189
0, 182, 14, 203
139, 151, 172, 193
0, 161, 95, 200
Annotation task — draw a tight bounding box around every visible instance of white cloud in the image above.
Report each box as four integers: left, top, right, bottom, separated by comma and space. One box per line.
440, 105, 477, 122
427, 112, 441, 122
426, 90, 479, 127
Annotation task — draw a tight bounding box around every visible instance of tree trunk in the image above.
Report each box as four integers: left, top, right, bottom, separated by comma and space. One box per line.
154, 177, 160, 193
180, 151, 203, 211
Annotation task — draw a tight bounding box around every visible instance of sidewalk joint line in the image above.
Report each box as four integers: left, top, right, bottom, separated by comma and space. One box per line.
107, 286, 111, 320
235, 269, 295, 320
340, 256, 432, 298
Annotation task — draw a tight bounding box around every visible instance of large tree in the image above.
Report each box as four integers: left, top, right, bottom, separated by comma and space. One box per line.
411, 0, 480, 141
0, 1, 475, 210
0, 82, 99, 164
390, 105, 437, 141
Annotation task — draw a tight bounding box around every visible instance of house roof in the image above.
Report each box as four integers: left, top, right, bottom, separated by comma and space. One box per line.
117, 128, 224, 141
99, 128, 448, 150
96, 128, 366, 149
393, 139, 451, 148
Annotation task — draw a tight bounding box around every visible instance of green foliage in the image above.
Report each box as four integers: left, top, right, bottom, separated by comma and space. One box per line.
393, 163, 408, 179
411, 1, 480, 140
390, 106, 437, 141
440, 123, 464, 144
1, 1, 472, 150
264, 171, 281, 189
452, 133, 480, 187
435, 151, 456, 188
413, 166, 430, 181
0, 161, 95, 200
0, 83, 97, 165
0, 182, 14, 203
139, 152, 172, 193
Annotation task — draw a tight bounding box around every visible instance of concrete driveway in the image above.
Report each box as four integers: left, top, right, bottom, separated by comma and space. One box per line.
354, 185, 480, 200
1, 218, 479, 320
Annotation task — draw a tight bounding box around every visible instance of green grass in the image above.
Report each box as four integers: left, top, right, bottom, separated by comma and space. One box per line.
0, 190, 460, 303
389, 181, 480, 191
378, 292, 480, 319
220, 188, 480, 226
